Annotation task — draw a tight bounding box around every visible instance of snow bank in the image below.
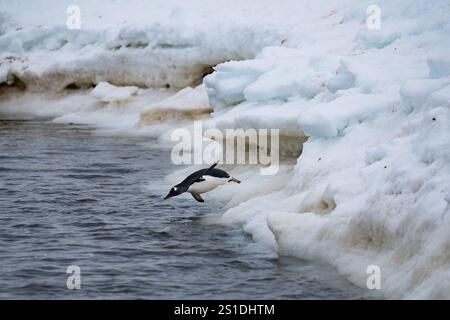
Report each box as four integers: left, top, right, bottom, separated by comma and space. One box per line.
203, 0, 450, 299
139, 85, 211, 124
0, 0, 307, 92
298, 93, 397, 138
90, 81, 138, 102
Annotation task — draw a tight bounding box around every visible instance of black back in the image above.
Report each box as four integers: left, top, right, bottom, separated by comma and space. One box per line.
177, 164, 230, 190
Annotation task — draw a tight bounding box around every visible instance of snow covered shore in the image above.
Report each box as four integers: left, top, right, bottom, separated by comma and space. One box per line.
1, 0, 450, 299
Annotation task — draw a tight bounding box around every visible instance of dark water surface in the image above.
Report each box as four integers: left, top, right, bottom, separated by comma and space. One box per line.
0, 120, 372, 299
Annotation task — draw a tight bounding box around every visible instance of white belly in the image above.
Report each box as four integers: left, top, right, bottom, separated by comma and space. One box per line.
187, 176, 228, 194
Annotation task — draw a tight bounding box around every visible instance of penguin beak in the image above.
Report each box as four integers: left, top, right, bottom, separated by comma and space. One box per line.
163, 194, 171, 200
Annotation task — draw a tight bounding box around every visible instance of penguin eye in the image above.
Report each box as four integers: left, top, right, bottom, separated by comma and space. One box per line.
173, 187, 177, 191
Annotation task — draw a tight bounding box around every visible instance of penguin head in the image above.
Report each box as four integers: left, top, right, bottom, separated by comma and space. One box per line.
163, 185, 183, 200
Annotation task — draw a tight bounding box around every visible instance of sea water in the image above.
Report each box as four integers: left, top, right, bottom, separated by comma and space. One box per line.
0, 120, 373, 299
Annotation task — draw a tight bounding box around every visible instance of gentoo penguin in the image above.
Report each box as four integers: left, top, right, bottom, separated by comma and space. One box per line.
163, 162, 241, 202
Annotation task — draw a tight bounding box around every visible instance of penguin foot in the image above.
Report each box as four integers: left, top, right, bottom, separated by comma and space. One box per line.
229, 177, 241, 184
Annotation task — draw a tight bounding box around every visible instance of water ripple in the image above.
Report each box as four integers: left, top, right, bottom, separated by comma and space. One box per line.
0, 120, 373, 299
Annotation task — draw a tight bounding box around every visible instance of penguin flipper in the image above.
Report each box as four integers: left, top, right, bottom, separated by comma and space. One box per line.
191, 193, 204, 203
205, 161, 218, 174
